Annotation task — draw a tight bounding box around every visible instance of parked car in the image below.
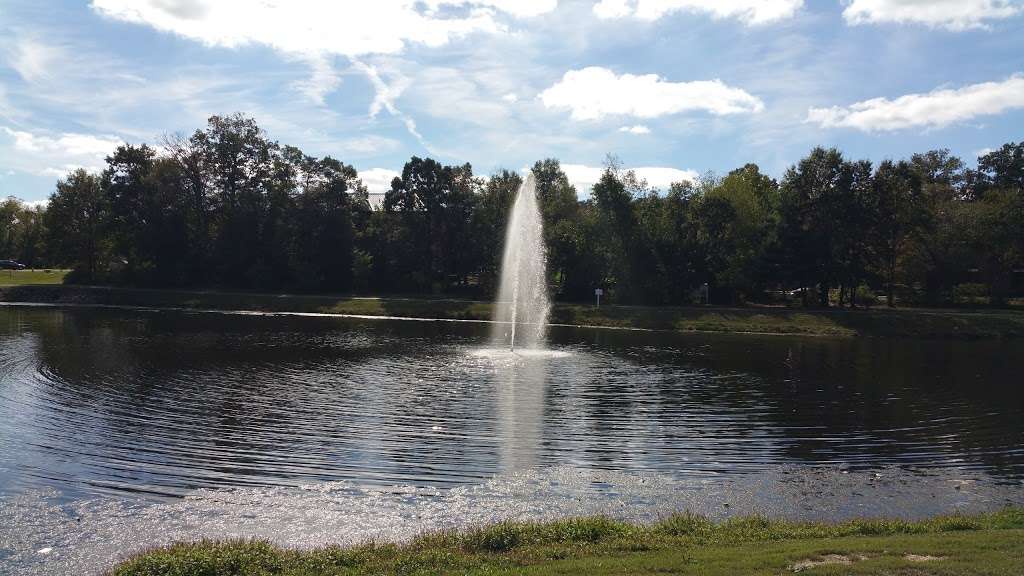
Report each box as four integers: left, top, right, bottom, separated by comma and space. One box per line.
0, 260, 26, 270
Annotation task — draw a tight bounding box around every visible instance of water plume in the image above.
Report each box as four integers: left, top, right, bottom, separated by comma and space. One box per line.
492, 174, 550, 350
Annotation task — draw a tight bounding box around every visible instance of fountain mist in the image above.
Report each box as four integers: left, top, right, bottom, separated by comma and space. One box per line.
492, 174, 550, 350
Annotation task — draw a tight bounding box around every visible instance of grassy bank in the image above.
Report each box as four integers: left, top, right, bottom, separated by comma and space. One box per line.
110, 509, 1024, 575
0, 269, 68, 287
3, 283, 1024, 338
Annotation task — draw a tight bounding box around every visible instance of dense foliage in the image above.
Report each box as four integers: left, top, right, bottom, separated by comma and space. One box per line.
4, 114, 1023, 306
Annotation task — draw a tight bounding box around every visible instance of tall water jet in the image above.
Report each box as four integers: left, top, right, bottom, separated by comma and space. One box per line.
492, 174, 550, 350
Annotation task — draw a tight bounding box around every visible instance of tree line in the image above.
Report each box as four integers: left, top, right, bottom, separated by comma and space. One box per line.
4, 113, 1023, 307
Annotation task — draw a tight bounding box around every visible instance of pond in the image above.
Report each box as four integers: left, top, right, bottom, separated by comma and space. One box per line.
1, 305, 1022, 574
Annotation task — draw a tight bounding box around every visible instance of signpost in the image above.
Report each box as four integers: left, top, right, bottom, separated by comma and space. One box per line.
595, 288, 603, 307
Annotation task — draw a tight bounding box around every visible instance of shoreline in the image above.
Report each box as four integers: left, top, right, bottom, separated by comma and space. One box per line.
2, 280, 1024, 336
6, 464, 1022, 575
108, 509, 1024, 576
0, 300, 839, 339
4, 283, 1024, 339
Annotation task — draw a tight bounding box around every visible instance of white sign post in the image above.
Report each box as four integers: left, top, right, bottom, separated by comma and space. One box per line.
595, 288, 603, 307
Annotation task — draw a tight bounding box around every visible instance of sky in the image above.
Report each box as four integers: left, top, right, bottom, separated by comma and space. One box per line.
1, 0, 1022, 203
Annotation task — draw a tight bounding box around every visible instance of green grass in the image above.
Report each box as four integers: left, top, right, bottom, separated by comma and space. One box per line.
3, 283, 1024, 338
109, 509, 1024, 576
0, 268, 69, 287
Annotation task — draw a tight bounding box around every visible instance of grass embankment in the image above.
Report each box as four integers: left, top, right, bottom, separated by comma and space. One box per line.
3, 283, 1024, 338
110, 509, 1024, 576
0, 269, 68, 287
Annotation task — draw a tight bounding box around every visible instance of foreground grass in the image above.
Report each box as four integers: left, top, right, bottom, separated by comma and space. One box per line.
0, 268, 68, 287
3, 283, 1024, 338
110, 509, 1024, 576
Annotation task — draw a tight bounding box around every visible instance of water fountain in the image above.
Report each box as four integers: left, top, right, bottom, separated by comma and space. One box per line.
491, 174, 551, 351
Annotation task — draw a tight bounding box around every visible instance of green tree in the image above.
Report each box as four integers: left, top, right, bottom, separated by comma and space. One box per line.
387, 157, 483, 292
163, 132, 213, 281
474, 170, 521, 292
103, 144, 156, 281
291, 156, 361, 291
777, 149, 875, 306
701, 164, 779, 300
531, 159, 579, 295
871, 160, 922, 306
590, 164, 641, 302
1, 199, 51, 268
0, 198, 22, 260
975, 142, 1024, 196
967, 190, 1024, 303
903, 149, 970, 303
557, 201, 609, 301
45, 169, 108, 280
778, 148, 843, 306
690, 194, 739, 298
195, 113, 278, 285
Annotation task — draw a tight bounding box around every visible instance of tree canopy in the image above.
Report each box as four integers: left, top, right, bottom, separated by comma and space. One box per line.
7, 115, 1021, 307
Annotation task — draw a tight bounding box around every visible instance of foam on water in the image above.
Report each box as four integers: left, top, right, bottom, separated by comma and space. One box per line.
2, 466, 1020, 576
470, 348, 572, 360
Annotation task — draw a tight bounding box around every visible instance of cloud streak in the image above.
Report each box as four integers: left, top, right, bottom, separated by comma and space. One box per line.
351, 60, 429, 149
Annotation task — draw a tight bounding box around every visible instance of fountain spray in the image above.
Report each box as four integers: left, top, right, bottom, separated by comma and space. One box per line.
492, 173, 550, 351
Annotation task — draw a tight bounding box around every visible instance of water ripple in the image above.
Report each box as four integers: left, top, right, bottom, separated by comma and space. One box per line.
1, 305, 1022, 502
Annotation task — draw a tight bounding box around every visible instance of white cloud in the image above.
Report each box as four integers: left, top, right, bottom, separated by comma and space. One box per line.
843, 0, 1021, 31
0, 85, 16, 123
593, 0, 633, 18
7, 129, 117, 156
6, 38, 62, 83
1, 126, 123, 177
90, 1, 556, 106
559, 164, 605, 191
0, 34, 257, 143
291, 57, 343, 105
806, 74, 1024, 132
90, 1, 556, 58
335, 135, 403, 155
593, 0, 803, 24
360, 167, 401, 195
561, 163, 697, 195
407, 65, 512, 127
540, 67, 763, 121
502, 93, 519, 103
619, 124, 650, 134
976, 147, 996, 158
629, 166, 700, 188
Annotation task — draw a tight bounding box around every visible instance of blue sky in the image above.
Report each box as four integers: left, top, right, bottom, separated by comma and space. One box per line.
1, 0, 1022, 203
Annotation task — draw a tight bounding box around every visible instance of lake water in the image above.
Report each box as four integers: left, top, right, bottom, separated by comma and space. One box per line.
1, 305, 1022, 574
